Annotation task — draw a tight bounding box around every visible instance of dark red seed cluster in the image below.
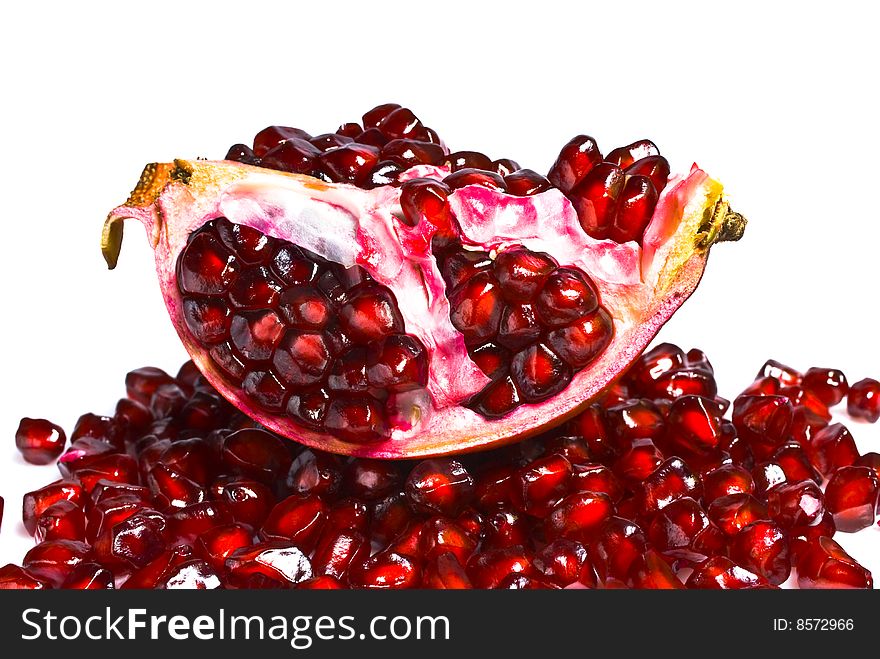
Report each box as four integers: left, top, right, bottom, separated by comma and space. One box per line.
213, 105, 641, 437
178, 218, 428, 444
226, 104, 666, 246
3, 345, 876, 589
437, 247, 614, 417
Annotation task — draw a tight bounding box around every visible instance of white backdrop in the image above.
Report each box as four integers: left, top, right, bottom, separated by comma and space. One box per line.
0, 1, 877, 583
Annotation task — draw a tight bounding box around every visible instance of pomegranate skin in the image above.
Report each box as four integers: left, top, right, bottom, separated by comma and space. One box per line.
103, 147, 742, 458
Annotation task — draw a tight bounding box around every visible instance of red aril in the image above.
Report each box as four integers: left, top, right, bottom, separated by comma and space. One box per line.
797, 536, 873, 589
15, 418, 66, 465
847, 378, 880, 423
823, 466, 879, 532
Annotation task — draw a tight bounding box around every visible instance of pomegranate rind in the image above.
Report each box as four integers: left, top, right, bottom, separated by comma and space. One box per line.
104, 159, 735, 458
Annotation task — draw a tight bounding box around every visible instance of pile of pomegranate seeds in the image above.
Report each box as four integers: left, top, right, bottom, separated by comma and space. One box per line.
2, 343, 877, 589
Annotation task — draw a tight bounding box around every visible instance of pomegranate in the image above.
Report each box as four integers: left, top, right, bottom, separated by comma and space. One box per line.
101, 104, 746, 457
4, 343, 878, 589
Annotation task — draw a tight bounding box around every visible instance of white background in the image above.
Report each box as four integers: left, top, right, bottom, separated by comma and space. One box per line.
0, 1, 877, 583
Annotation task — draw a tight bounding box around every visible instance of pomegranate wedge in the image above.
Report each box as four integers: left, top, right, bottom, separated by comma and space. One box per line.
102, 106, 745, 457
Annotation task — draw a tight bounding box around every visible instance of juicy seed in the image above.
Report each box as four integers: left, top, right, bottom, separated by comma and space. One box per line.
604, 139, 660, 168
535, 268, 599, 327
493, 248, 557, 303
568, 163, 625, 240
608, 175, 658, 243
502, 169, 553, 196
449, 273, 504, 345
547, 135, 602, 192
511, 343, 572, 403
626, 155, 670, 193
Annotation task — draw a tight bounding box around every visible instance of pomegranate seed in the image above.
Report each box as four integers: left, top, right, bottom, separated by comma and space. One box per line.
125, 367, 177, 405
767, 479, 825, 528
195, 523, 254, 572
701, 465, 755, 503
729, 520, 791, 585
664, 395, 726, 456
707, 493, 769, 537
221, 428, 293, 484
625, 155, 670, 193
298, 575, 345, 589
35, 500, 86, 543
789, 511, 836, 563
605, 139, 660, 168
493, 248, 557, 302
466, 545, 533, 589
23, 481, 84, 535
504, 169, 553, 196
772, 442, 823, 485
545, 491, 615, 541
0, 564, 49, 589
605, 398, 666, 445
805, 423, 860, 475
636, 457, 702, 516
758, 359, 803, 386
510, 343, 572, 403
628, 549, 683, 589
349, 550, 420, 589
370, 492, 412, 543
800, 367, 848, 406
122, 546, 194, 589
218, 478, 275, 529
568, 405, 616, 461
589, 516, 646, 581
547, 135, 602, 192
546, 309, 613, 368
61, 562, 115, 589
686, 556, 771, 589
168, 501, 233, 542
612, 438, 664, 484
797, 536, 873, 589
533, 539, 594, 587
15, 418, 66, 465
448, 273, 504, 344
288, 450, 343, 498
569, 162, 624, 239
253, 125, 311, 156
342, 459, 400, 500
514, 454, 572, 516
482, 508, 530, 550
422, 553, 473, 589
405, 459, 475, 516
418, 517, 477, 565
226, 542, 313, 588
847, 377, 880, 422
855, 452, 880, 479
312, 530, 371, 581
94, 509, 168, 568
23, 539, 91, 587
225, 143, 259, 165
751, 462, 790, 499
534, 268, 599, 327
571, 463, 623, 502
732, 395, 793, 460
608, 175, 657, 243
399, 178, 455, 235
444, 151, 493, 172
647, 497, 725, 564
260, 494, 327, 552
823, 465, 879, 532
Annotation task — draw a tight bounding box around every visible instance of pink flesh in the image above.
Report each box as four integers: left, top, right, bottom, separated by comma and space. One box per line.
106, 160, 718, 457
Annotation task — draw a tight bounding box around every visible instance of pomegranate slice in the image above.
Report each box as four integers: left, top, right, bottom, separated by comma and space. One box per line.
102, 105, 745, 457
